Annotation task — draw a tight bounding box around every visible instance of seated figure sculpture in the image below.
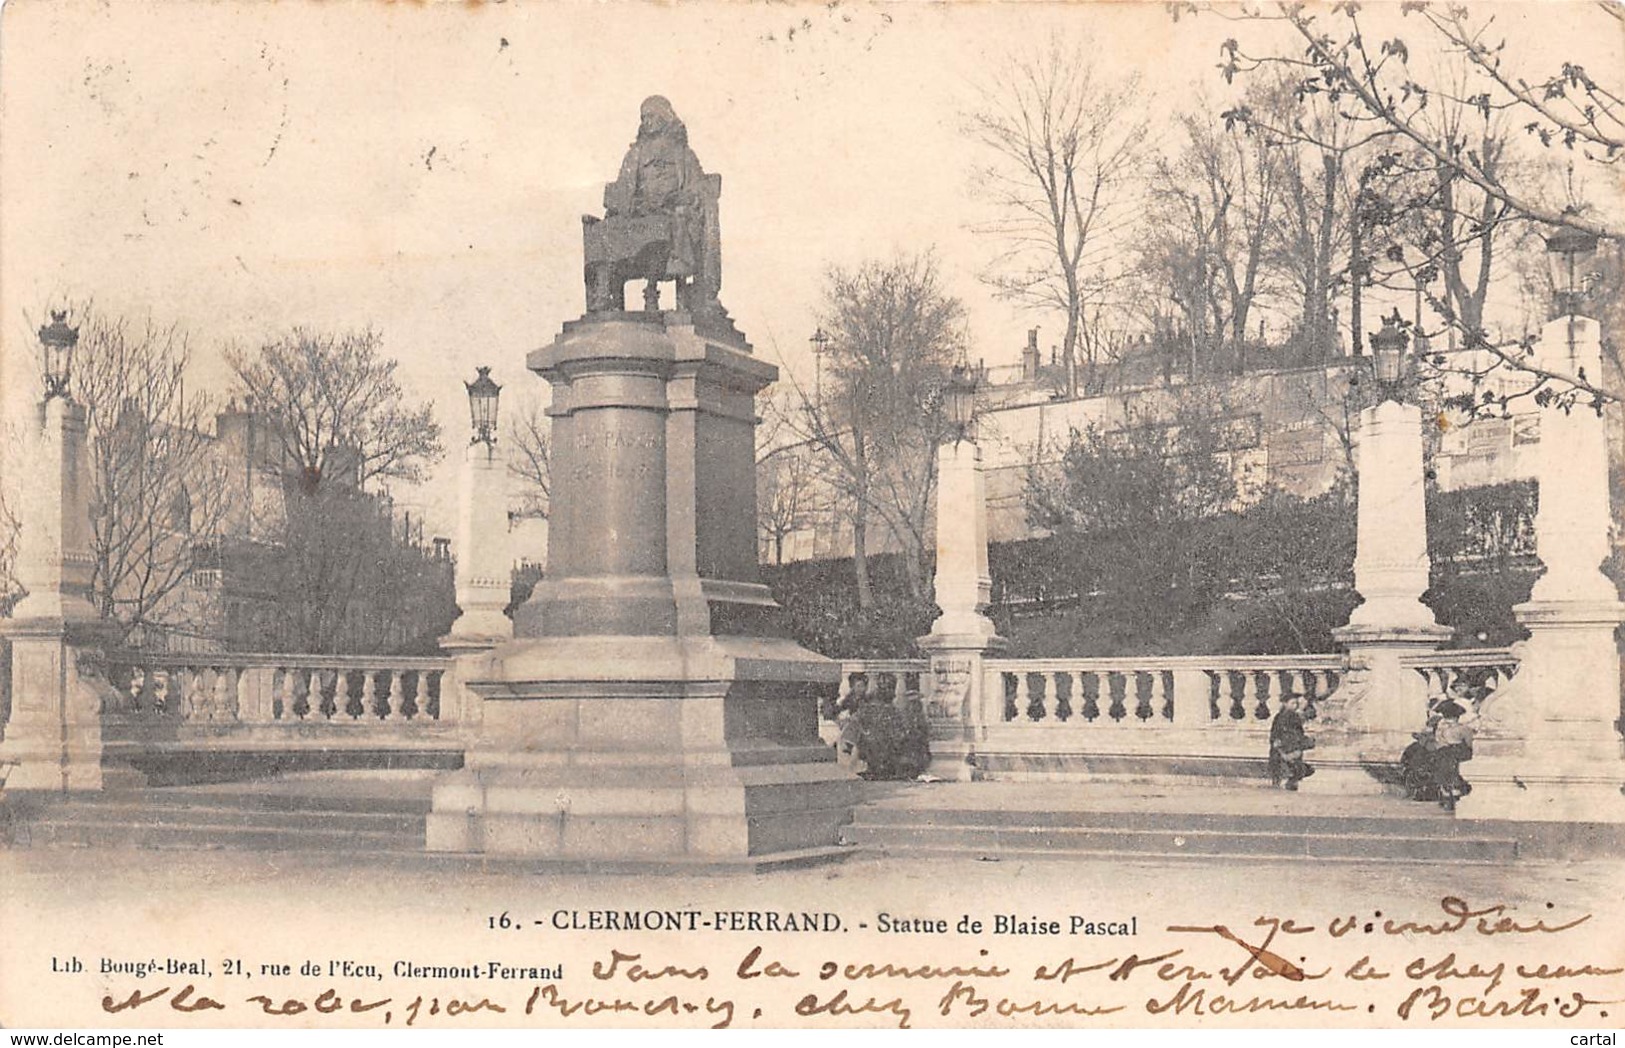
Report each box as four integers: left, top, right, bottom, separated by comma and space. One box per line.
583, 96, 723, 316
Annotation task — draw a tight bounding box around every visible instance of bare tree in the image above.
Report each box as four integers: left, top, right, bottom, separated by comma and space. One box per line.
224, 326, 448, 653
507, 395, 551, 520
756, 391, 824, 567
1141, 98, 1283, 376
792, 252, 966, 607
228, 328, 443, 494
965, 36, 1146, 398
1188, 0, 1623, 404
0, 482, 19, 618
58, 307, 232, 638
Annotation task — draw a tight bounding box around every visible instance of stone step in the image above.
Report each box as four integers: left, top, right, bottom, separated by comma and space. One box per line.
16, 818, 417, 853
848, 804, 1464, 837
62, 787, 432, 816
839, 820, 1519, 862
843, 843, 1516, 867
24, 801, 424, 836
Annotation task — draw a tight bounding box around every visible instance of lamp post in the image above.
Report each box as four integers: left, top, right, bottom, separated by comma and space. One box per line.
917, 358, 1002, 780
0, 308, 107, 791
442, 364, 513, 652
465, 366, 502, 446
39, 310, 78, 401
809, 326, 830, 406
1457, 210, 1625, 822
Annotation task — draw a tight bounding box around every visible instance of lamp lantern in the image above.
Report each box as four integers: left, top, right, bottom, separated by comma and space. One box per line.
39, 310, 78, 401
1546, 212, 1600, 317
1370, 314, 1409, 400
465, 366, 502, 446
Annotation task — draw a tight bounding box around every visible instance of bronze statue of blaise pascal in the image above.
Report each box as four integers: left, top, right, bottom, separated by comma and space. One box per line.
583, 96, 723, 316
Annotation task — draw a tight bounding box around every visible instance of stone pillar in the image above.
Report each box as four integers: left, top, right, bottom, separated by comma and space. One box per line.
0, 397, 123, 792
1459, 315, 1625, 822
1312, 397, 1451, 794
917, 438, 1003, 781
427, 311, 855, 863
440, 440, 514, 654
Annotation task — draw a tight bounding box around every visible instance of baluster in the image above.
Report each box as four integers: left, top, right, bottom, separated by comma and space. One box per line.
1134, 670, 1154, 721
426, 671, 443, 721
405, 671, 423, 719
1035, 673, 1054, 721
300, 668, 320, 720
1052, 672, 1071, 722
164, 668, 186, 719
1106, 671, 1126, 721
1080, 672, 1100, 721
292, 666, 310, 714
1224, 671, 1246, 721
387, 671, 405, 721
362, 670, 381, 719
1014, 673, 1032, 722
136, 666, 158, 716
212, 667, 232, 722
1000, 673, 1017, 722
325, 668, 340, 719
1144, 669, 1170, 718
1250, 672, 1270, 720
334, 670, 353, 720
1159, 670, 1176, 721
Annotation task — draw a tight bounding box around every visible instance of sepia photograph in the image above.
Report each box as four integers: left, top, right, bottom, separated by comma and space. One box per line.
1, 0, 1623, 1033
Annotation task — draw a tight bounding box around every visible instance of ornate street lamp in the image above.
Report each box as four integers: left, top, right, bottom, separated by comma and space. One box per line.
946, 362, 978, 444
1546, 212, 1600, 318
39, 310, 78, 401
1370, 314, 1409, 403
809, 326, 830, 404
465, 366, 501, 446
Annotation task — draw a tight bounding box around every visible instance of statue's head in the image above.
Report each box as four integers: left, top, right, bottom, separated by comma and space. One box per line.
638, 95, 685, 142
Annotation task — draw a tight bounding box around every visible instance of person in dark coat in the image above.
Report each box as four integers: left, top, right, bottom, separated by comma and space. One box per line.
1269, 690, 1315, 790
1400, 706, 1445, 801
1428, 698, 1476, 811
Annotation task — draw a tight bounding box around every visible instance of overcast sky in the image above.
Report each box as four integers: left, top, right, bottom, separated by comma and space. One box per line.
2, 0, 1617, 533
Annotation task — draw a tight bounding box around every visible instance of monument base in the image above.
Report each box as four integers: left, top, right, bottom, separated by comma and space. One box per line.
1454, 759, 1625, 823
917, 629, 1003, 783
426, 634, 859, 859
0, 617, 144, 794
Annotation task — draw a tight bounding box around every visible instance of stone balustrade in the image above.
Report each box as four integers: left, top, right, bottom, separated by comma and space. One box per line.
984, 655, 1344, 729
102, 652, 460, 727
835, 660, 928, 710
1403, 648, 1520, 708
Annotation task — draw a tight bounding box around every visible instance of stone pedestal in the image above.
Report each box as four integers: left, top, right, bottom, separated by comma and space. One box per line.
1456, 315, 1624, 823
1309, 398, 1451, 795
427, 312, 855, 861
1, 397, 130, 792
440, 440, 514, 654
916, 439, 1003, 781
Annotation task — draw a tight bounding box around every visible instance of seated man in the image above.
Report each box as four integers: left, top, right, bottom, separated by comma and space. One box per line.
1268, 690, 1315, 790
584, 96, 721, 314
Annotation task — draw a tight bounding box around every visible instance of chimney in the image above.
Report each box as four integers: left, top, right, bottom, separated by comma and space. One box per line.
1023, 328, 1041, 380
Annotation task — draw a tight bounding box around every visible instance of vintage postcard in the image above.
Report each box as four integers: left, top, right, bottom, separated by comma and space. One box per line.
2, 0, 1623, 1033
